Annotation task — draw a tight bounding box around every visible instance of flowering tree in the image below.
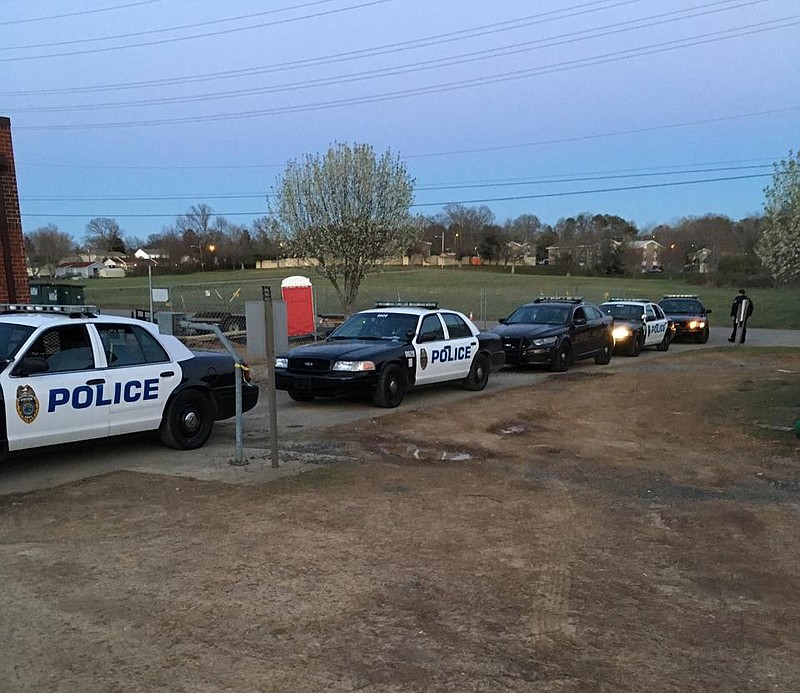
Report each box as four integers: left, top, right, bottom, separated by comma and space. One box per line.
756, 151, 800, 284
271, 143, 418, 314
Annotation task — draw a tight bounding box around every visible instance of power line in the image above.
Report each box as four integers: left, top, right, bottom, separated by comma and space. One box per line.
14, 18, 800, 130
0, 0, 170, 27
19, 173, 772, 217
0, 0, 648, 94
19, 107, 798, 168
18, 163, 775, 202
0, 0, 398, 61
9, 0, 770, 114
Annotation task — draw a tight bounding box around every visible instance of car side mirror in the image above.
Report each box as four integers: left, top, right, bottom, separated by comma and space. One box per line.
405, 329, 416, 343
705, 309, 712, 314
417, 332, 436, 344
498, 317, 507, 324
14, 356, 49, 376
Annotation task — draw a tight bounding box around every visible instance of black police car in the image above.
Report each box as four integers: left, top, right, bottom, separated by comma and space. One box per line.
274, 303, 505, 408
658, 294, 711, 343
491, 297, 613, 372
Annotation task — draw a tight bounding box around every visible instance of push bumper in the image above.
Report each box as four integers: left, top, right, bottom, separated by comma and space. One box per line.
275, 370, 379, 398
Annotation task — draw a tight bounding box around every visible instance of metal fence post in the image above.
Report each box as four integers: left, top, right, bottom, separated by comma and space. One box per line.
263, 286, 280, 468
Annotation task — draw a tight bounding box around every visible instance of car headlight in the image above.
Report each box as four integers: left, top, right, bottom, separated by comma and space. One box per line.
612, 326, 632, 340
532, 336, 558, 347
332, 360, 376, 372
688, 320, 705, 329
275, 357, 288, 369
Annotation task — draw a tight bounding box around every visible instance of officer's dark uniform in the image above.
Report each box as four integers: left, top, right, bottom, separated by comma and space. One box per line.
728, 289, 754, 343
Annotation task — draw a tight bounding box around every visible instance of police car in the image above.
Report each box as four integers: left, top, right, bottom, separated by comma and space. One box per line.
658, 294, 711, 343
599, 298, 672, 356
0, 304, 259, 458
274, 302, 506, 408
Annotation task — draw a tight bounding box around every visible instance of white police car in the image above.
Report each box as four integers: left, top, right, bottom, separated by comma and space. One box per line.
599, 298, 672, 356
0, 304, 259, 458
275, 302, 506, 407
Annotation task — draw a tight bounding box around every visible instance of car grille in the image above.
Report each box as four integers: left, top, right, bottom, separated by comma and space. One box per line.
288, 357, 331, 373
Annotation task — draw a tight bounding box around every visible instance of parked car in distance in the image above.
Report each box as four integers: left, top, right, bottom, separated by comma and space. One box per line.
274, 302, 505, 408
491, 297, 613, 372
599, 298, 672, 356
658, 294, 711, 343
0, 303, 259, 459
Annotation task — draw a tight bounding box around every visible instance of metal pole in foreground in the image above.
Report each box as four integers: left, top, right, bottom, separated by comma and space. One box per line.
263, 286, 280, 468
147, 263, 154, 323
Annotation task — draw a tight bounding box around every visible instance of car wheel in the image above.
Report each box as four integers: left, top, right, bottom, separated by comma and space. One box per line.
594, 338, 613, 365
629, 331, 644, 357
550, 341, 572, 372
463, 353, 490, 391
696, 328, 709, 344
372, 364, 406, 408
656, 329, 671, 351
160, 389, 214, 450
288, 389, 315, 402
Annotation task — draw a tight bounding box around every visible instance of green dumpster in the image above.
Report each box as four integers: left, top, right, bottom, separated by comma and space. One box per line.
30, 282, 86, 306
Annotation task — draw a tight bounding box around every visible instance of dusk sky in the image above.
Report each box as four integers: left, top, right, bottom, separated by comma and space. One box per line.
3, 0, 799, 245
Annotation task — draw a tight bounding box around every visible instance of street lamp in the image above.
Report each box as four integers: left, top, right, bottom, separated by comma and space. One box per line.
134, 249, 157, 322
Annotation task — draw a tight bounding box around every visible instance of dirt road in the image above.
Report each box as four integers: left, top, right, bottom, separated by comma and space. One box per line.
1, 345, 798, 692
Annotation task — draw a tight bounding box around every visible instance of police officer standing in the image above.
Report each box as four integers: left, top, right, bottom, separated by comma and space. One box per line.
728, 289, 754, 344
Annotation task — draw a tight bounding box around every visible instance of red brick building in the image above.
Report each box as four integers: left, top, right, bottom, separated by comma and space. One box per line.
0, 116, 30, 303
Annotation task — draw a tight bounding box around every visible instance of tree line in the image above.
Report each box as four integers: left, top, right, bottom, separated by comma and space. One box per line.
23, 144, 799, 312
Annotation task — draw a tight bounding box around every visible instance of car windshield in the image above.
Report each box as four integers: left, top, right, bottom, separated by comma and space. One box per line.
505, 305, 570, 325
602, 304, 645, 320
328, 312, 419, 341
660, 300, 703, 314
0, 322, 35, 362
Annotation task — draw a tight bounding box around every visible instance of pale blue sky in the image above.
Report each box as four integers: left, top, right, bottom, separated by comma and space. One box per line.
3, 0, 799, 243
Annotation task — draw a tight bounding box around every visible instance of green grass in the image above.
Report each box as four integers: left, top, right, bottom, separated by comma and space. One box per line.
73, 266, 800, 329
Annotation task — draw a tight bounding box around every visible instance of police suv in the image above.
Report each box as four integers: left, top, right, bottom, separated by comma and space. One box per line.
274, 302, 506, 408
599, 298, 672, 356
0, 304, 259, 458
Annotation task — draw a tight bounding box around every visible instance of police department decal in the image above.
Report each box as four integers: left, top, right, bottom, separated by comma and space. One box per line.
420, 348, 428, 370
16, 385, 39, 424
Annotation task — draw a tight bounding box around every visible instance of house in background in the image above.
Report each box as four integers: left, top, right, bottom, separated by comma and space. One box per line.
55, 261, 104, 279
547, 238, 663, 272
627, 239, 664, 272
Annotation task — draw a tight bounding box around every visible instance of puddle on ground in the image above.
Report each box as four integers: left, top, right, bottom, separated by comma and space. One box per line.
375, 443, 474, 462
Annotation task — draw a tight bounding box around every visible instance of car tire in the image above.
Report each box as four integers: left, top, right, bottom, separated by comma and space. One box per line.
696, 328, 710, 344
550, 341, 572, 372
594, 338, 613, 365
656, 329, 671, 351
629, 332, 644, 357
373, 364, 406, 408
463, 353, 490, 391
288, 389, 315, 402
160, 389, 214, 450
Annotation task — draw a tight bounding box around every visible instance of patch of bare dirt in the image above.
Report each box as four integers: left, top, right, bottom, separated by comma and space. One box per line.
1, 350, 799, 692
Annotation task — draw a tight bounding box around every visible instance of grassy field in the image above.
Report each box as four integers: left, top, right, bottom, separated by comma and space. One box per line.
73, 266, 800, 329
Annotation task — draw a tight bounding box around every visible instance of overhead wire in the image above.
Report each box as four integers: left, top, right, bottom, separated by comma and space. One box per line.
0, 0, 170, 27
8, 0, 773, 114
18, 173, 773, 218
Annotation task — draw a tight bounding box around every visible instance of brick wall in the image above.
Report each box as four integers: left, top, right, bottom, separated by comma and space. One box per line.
0, 116, 30, 303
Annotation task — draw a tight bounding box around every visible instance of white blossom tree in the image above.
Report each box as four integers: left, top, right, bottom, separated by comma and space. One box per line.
271, 143, 418, 314
756, 151, 800, 284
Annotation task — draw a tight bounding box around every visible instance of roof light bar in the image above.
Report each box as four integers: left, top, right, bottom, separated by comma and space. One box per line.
533, 296, 583, 303
0, 303, 98, 314
373, 301, 439, 309
607, 297, 651, 303
662, 294, 698, 299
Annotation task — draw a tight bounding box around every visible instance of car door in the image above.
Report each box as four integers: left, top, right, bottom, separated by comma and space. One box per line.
643, 304, 667, 346
570, 306, 593, 358
440, 312, 479, 380
3, 323, 110, 451
584, 304, 607, 352
94, 322, 182, 436
413, 313, 451, 386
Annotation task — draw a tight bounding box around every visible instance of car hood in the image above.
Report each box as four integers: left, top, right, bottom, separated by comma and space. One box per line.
285, 339, 401, 360
664, 313, 704, 322
611, 319, 642, 330
492, 323, 563, 339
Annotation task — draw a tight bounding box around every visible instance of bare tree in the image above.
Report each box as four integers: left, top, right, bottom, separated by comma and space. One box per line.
24, 224, 75, 273
271, 143, 417, 314
84, 217, 125, 253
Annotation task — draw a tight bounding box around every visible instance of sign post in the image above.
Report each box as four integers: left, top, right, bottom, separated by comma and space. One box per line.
262, 286, 280, 468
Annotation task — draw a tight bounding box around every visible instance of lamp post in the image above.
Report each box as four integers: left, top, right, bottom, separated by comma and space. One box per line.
134, 249, 157, 322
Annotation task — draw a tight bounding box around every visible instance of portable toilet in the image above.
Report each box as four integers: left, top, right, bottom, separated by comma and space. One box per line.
280, 275, 315, 337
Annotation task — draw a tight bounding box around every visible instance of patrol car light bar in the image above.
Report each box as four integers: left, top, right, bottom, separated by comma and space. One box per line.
607, 297, 650, 303
533, 296, 583, 303
662, 294, 698, 299
374, 301, 439, 309
0, 303, 98, 315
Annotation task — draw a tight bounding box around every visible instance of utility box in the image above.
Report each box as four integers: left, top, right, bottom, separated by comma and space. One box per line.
30, 282, 85, 306
157, 311, 188, 336
245, 300, 288, 361
281, 275, 315, 337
